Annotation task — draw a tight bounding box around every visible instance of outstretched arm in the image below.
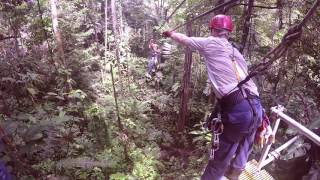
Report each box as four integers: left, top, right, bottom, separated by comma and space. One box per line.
171, 32, 191, 45
163, 31, 207, 50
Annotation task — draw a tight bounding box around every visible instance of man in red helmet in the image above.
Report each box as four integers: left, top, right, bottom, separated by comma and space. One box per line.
163, 14, 263, 180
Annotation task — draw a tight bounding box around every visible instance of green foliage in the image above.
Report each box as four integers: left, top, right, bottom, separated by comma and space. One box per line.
130, 148, 159, 180
0, 0, 319, 179
110, 172, 127, 180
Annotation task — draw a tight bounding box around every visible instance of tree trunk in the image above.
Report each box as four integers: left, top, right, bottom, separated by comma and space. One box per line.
111, 0, 120, 64
178, 17, 193, 132
101, 0, 108, 84
110, 64, 129, 161
49, 0, 65, 65
118, 1, 124, 35
111, 0, 123, 89
240, 0, 254, 54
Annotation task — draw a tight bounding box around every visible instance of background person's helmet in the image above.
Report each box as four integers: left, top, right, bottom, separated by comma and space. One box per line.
209, 14, 233, 32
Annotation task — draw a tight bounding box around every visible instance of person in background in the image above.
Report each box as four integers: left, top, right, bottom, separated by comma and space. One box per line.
146, 38, 160, 78
162, 14, 263, 180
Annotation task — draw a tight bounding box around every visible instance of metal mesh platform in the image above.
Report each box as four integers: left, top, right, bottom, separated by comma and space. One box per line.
222, 159, 275, 180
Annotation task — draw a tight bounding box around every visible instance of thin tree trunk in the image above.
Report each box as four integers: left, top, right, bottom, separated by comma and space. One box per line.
155, 0, 160, 18
110, 65, 123, 131
102, 0, 108, 84
160, 0, 164, 18
111, 0, 123, 89
110, 64, 129, 160
118, 1, 124, 35
50, 0, 65, 65
8, 18, 21, 58
277, 0, 283, 29
178, 17, 193, 132
111, 0, 120, 64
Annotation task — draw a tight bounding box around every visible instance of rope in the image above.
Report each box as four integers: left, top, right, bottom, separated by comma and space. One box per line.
236, 0, 320, 89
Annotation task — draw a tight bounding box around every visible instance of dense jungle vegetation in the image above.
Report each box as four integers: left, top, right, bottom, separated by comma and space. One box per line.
0, 0, 319, 179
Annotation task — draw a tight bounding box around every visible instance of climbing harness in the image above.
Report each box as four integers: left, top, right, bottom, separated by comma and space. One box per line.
229, 43, 258, 117
161, 0, 319, 178
206, 0, 319, 156
165, 0, 320, 163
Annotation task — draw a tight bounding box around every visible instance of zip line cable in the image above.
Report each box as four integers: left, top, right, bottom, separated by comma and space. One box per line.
170, 0, 239, 31
158, 0, 239, 31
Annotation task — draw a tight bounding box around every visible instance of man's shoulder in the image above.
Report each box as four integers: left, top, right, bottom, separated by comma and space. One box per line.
189, 36, 213, 45
192, 36, 212, 40
201, 36, 227, 45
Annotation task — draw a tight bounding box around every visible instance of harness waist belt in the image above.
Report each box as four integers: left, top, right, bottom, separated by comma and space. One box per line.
219, 89, 259, 109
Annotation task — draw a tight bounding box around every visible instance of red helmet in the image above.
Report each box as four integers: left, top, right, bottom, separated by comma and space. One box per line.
209, 14, 233, 32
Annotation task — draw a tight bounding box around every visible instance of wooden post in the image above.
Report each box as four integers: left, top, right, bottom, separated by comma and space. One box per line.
178, 17, 193, 132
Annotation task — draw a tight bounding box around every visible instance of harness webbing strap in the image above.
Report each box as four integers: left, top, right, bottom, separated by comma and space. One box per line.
231, 60, 241, 82
224, 42, 242, 83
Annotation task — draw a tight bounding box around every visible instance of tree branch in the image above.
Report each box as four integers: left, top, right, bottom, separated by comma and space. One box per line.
228, 3, 278, 9
0, 36, 16, 41
240, 3, 278, 9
